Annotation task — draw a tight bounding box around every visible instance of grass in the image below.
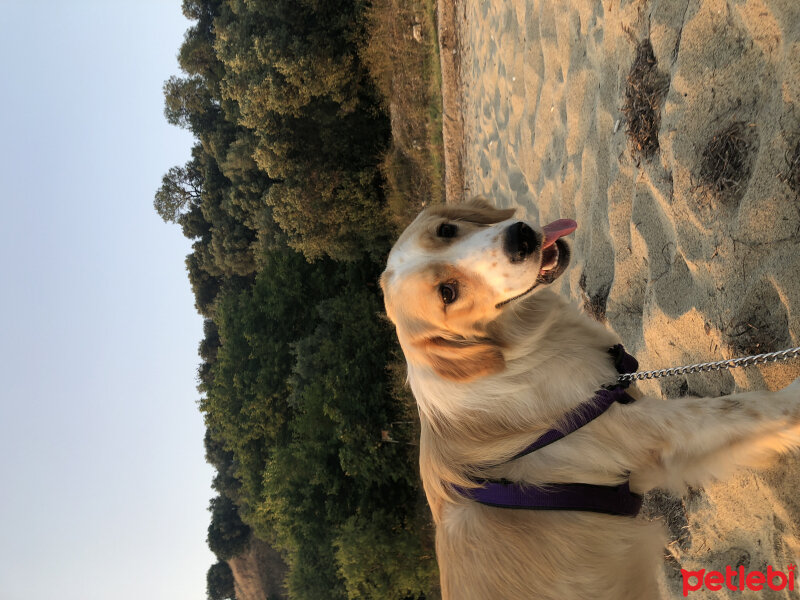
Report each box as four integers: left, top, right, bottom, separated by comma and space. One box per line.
362, 0, 446, 230
622, 39, 670, 162
697, 121, 755, 199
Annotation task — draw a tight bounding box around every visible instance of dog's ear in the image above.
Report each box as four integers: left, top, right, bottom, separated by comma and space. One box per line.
380, 269, 399, 324
434, 198, 516, 225
416, 336, 505, 382
379, 269, 392, 297
464, 196, 497, 211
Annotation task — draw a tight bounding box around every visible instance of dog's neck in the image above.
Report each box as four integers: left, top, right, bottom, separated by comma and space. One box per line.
407, 289, 623, 495
410, 289, 620, 419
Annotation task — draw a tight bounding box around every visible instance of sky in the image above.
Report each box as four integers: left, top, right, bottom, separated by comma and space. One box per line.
0, 2, 216, 599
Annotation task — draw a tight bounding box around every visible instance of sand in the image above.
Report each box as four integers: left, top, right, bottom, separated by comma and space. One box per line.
446, 0, 800, 597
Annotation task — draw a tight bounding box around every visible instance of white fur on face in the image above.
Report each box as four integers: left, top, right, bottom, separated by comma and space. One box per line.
449, 218, 541, 297
386, 216, 544, 303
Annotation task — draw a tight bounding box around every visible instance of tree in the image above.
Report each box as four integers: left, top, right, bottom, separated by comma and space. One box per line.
209, 0, 391, 262
154, 164, 202, 223
214, 0, 364, 119
266, 168, 388, 261
204, 427, 241, 501
186, 250, 222, 317
335, 511, 437, 599
200, 248, 338, 506
163, 75, 219, 132
178, 0, 224, 85
182, 0, 222, 22
207, 560, 236, 600
158, 0, 439, 595
207, 494, 251, 560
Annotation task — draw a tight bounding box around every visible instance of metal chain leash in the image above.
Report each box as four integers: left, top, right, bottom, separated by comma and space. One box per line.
617, 346, 800, 383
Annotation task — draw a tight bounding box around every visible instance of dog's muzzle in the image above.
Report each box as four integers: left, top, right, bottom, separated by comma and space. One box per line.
503, 222, 540, 263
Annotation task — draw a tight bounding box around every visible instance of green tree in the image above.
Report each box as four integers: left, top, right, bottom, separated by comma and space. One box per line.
182, 0, 222, 22
214, 0, 365, 119
207, 560, 236, 600
185, 250, 222, 317
178, 0, 224, 86
200, 248, 337, 507
204, 427, 241, 502
258, 268, 433, 597
163, 74, 219, 132
159, 0, 441, 595
335, 511, 437, 599
154, 163, 202, 223
207, 494, 251, 560
210, 0, 391, 262
266, 168, 389, 261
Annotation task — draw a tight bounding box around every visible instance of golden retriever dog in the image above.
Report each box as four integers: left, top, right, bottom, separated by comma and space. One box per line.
380, 197, 800, 599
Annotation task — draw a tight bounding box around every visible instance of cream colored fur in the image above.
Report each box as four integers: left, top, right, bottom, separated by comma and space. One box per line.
381, 198, 800, 600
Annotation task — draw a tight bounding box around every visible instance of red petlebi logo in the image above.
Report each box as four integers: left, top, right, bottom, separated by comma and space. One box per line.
682, 565, 796, 596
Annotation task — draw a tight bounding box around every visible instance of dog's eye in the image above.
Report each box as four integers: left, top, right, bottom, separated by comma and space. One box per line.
437, 223, 458, 238
439, 283, 458, 304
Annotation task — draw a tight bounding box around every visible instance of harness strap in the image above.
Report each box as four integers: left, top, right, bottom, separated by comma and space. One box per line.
453, 481, 642, 517
509, 385, 634, 461
456, 345, 643, 517
510, 345, 637, 461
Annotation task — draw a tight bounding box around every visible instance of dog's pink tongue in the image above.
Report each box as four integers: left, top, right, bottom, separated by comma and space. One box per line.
542, 219, 578, 248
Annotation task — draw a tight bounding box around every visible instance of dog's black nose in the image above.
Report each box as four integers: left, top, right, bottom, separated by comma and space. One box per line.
503, 222, 540, 263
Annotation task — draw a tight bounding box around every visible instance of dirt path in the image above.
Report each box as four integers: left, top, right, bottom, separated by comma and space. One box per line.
437, 0, 464, 204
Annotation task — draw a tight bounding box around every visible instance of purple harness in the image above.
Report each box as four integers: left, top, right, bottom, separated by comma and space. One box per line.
453, 345, 643, 517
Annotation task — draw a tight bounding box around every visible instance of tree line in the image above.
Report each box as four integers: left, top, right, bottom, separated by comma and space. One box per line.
157, 1, 437, 598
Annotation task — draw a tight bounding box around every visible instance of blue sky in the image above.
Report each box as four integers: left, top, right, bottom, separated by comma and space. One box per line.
0, 2, 215, 598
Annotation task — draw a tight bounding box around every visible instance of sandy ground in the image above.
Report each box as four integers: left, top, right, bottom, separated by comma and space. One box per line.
447, 0, 800, 597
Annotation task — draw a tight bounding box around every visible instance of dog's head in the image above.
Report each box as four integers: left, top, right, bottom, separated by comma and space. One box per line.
381, 197, 577, 382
